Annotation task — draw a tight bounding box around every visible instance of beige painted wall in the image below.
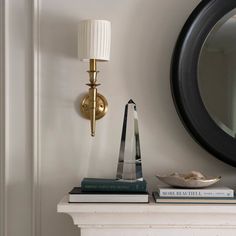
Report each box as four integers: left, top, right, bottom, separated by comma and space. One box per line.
40, 0, 236, 235
39, 1, 236, 235
3, 1, 236, 236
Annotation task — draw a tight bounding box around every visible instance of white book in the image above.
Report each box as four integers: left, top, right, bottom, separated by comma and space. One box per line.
153, 192, 236, 204
157, 187, 234, 198
69, 187, 149, 203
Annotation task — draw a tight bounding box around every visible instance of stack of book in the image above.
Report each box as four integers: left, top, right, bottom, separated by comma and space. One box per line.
69, 178, 149, 203
153, 186, 236, 204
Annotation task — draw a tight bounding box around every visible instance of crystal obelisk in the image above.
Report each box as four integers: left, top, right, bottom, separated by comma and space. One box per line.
116, 100, 143, 181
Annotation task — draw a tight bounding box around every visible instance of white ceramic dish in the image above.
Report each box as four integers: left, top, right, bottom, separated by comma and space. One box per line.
156, 171, 221, 188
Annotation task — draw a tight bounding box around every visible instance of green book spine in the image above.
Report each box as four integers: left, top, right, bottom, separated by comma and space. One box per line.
81, 178, 147, 193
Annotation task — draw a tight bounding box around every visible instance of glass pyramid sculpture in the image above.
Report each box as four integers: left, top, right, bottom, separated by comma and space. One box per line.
116, 100, 143, 181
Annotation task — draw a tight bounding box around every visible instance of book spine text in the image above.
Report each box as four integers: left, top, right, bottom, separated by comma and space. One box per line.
159, 190, 233, 197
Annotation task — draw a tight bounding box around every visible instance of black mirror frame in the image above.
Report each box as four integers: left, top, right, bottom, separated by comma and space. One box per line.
171, 0, 236, 167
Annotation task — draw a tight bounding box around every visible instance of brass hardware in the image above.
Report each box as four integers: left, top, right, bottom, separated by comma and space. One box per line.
80, 93, 108, 119
80, 59, 108, 137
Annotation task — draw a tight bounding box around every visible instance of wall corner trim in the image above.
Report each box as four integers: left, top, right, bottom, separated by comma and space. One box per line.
32, 0, 41, 236
0, 1, 41, 236
0, 0, 8, 235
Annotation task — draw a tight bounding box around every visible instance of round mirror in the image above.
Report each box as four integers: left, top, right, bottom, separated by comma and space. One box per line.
199, 10, 236, 138
171, 0, 236, 167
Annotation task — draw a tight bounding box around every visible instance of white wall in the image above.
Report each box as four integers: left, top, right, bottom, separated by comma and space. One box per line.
1, 1, 236, 236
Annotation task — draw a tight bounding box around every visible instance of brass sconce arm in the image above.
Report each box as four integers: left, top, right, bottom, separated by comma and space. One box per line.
88, 88, 97, 137
81, 59, 108, 137
88, 59, 98, 137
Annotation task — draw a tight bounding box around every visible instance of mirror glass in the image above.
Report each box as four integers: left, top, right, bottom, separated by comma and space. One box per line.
198, 9, 236, 138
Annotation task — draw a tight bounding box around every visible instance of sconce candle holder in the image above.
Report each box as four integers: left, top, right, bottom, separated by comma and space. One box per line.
78, 19, 111, 137
80, 59, 108, 136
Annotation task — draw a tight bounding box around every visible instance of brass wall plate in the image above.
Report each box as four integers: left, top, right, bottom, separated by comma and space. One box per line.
80, 93, 108, 120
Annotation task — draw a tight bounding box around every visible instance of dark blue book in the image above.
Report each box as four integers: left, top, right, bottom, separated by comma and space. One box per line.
81, 178, 147, 193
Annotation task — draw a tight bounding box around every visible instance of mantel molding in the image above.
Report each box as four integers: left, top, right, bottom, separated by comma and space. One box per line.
57, 196, 236, 231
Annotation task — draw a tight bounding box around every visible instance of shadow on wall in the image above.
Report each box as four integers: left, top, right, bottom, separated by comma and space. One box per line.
40, 11, 80, 58
118, 0, 220, 172
74, 92, 87, 119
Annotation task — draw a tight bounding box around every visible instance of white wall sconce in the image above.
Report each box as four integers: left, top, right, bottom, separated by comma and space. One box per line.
78, 19, 111, 137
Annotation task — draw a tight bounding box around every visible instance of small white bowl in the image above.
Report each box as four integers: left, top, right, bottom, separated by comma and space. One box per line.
156, 174, 221, 188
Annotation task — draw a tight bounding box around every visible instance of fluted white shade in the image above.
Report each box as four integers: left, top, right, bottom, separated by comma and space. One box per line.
78, 20, 111, 61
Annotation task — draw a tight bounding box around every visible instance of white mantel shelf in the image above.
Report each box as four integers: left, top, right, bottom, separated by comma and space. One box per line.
57, 195, 236, 236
